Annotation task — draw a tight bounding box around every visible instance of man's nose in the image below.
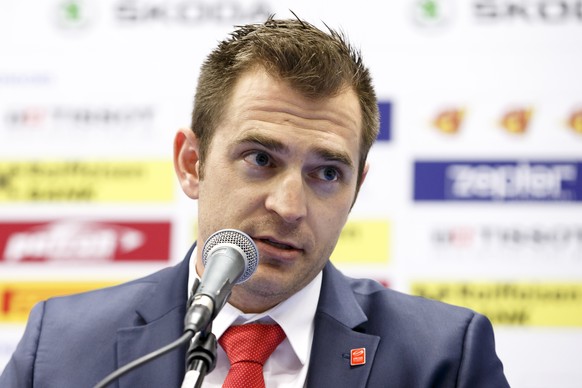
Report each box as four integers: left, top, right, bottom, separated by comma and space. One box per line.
264, 171, 307, 223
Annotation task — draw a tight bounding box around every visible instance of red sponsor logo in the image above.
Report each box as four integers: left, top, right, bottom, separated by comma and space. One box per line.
0, 220, 171, 262
350, 347, 366, 366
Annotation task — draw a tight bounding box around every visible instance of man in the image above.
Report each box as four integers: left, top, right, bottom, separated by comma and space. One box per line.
1, 16, 509, 387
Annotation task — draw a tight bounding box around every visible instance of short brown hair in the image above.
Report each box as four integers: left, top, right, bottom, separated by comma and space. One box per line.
191, 15, 379, 190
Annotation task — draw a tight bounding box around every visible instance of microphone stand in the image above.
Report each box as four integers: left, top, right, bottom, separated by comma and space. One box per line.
180, 278, 218, 388
93, 279, 212, 388
181, 324, 217, 388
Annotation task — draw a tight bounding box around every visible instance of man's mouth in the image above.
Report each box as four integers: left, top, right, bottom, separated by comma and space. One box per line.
257, 238, 296, 250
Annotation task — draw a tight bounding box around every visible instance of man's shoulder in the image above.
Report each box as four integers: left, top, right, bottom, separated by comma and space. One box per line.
318, 268, 507, 387
41, 262, 183, 325
333, 267, 479, 329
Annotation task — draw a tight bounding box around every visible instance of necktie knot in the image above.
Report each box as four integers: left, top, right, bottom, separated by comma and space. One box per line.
219, 323, 286, 387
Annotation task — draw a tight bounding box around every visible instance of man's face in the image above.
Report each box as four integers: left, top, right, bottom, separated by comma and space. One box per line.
175, 68, 366, 313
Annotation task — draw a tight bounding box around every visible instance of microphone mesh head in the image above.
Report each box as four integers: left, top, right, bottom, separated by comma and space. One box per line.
201, 229, 259, 283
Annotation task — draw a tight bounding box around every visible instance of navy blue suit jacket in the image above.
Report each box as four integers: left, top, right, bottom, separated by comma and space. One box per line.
1, 244, 509, 387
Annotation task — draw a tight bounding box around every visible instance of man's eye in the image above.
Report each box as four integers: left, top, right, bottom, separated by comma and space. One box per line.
244, 151, 272, 167
318, 166, 340, 182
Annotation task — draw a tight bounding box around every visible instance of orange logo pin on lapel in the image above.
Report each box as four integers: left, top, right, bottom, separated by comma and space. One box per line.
350, 348, 366, 366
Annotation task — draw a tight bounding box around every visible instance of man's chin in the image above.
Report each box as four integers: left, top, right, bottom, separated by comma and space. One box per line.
239, 273, 289, 297
230, 275, 293, 310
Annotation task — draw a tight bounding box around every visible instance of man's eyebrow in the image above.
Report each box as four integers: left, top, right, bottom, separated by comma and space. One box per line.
235, 133, 289, 153
312, 147, 354, 169
235, 132, 354, 168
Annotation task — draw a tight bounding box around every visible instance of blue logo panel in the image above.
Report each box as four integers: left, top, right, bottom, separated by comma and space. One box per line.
414, 160, 582, 202
377, 101, 392, 141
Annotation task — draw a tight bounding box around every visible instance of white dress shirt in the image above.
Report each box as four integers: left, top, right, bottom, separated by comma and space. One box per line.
187, 247, 322, 388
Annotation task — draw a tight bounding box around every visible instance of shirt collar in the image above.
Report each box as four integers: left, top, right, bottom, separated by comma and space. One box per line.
187, 244, 322, 366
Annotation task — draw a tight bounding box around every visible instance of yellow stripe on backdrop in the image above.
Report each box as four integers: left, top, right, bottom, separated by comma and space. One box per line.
412, 282, 582, 327
331, 220, 390, 264
0, 281, 124, 323
0, 160, 174, 202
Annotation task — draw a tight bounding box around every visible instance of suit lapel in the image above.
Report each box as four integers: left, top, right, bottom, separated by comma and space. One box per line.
306, 263, 380, 388
116, 246, 194, 388
116, 306, 187, 387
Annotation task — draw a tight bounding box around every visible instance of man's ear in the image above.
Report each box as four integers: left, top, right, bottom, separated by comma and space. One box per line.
173, 128, 201, 199
360, 162, 370, 189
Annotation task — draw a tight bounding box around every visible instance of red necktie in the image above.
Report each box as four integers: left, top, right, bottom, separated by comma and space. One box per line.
219, 323, 286, 388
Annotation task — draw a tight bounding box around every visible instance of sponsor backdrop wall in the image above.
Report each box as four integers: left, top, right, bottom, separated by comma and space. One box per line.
1, 1, 581, 386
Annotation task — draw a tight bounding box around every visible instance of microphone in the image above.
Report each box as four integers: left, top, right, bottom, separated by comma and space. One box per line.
184, 229, 259, 333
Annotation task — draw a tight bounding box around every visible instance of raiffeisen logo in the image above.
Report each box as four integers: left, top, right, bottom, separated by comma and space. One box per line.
433, 108, 465, 134
0, 220, 171, 262
500, 107, 532, 134
568, 107, 582, 134
414, 160, 582, 201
